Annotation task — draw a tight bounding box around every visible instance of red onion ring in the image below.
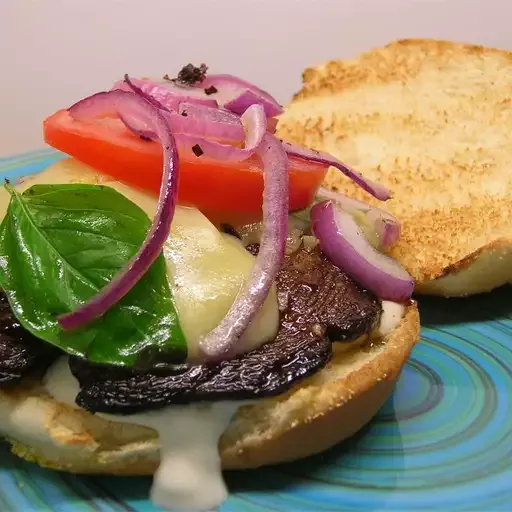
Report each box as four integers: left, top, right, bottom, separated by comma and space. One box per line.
118, 98, 245, 143
311, 201, 414, 303
200, 74, 283, 117
224, 89, 280, 118
121, 103, 267, 163
267, 117, 278, 133
179, 103, 278, 136
176, 104, 266, 162
282, 142, 391, 201
178, 102, 241, 127
113, 77, 218, 111
199, 134, 289, 360
175, 103, 244, 141
121, 101, 275, 144
163, 105, 244, 141
130, 73, 279, 137
317, 187, 400, 249
58, 90, 179, 330
368, 212, 401, 250
120, 74, 283, 119
122, 75, 170, 111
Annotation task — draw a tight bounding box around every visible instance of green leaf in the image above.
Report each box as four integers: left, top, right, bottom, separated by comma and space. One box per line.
0, 183, 186, 367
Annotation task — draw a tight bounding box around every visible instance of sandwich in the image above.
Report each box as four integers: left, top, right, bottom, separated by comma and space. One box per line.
0, 66, 419, 511
277, 39, 512, 297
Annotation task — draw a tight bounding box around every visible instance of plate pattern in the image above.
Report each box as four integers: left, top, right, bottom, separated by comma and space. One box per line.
0, 151, 511, 511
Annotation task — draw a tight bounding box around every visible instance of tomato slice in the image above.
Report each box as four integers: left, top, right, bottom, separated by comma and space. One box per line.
43, 110, 327, 225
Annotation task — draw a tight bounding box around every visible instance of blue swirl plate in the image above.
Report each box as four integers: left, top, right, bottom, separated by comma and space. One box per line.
0, 151, 511, 511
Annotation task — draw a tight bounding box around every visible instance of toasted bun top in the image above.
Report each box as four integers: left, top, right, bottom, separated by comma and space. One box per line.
277, 39, 512, 296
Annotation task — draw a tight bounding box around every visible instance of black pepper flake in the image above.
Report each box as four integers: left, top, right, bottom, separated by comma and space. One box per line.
181, 111, 188, 117
220, 224, 241, 239
139, 135, 152, 141
167, 63, 208, 86
192, 144, 204, 157
204, 85, 218, 95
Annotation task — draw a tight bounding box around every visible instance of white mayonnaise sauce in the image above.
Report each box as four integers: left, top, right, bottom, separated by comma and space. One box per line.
377, 300, 405, 336
44, 357, 239, 512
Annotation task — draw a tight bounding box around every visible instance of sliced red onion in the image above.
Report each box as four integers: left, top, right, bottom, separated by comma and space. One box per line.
122, 103, 267, 163
267, 117, 278, 134
158, 78, 219, 106
178, 102, 241, 127
59, 89, 179, 330
317, 187, 400, 249
122, 102, 276, 146
119, 100, 245, 142
179, 103, 280, 137
113, 77, 218, 111
176, 103, 244, 140
224, 89, 282, 118
119, 114, 156, 141
311, 201, 414, 303
317, 186, 372, 213
368, 211, 401, 250
199, 134, 289, 360
120, 73, 281, 133
175, 104, 265, 162
122, 74, 169, 111
200, 74, 283, 117
282, 142, 391, 201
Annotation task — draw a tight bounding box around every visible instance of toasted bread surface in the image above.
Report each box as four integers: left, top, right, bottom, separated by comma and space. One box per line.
277, 39, 512, 296
0, 304, 419, 473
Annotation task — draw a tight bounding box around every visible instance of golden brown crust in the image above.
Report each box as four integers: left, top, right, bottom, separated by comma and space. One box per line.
277, 39, 512, 295
295, 39, 512, 101
221, 303, 419, 468
0, 303, 419, 474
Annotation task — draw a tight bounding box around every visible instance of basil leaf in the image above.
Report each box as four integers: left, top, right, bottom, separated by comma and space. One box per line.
0, 184, 186, 367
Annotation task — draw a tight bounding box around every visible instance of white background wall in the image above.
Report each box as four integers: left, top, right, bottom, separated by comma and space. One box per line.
1, 0, 511, 156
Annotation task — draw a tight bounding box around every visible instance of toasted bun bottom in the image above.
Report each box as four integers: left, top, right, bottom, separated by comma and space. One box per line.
414, 239, 512, 297
0, 304, 419, 474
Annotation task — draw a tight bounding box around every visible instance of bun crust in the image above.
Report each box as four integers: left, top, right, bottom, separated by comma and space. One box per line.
0, 303, 419, 474
277, 39, 512, 296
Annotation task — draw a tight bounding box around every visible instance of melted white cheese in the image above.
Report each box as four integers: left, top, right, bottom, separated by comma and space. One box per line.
0, 159, 279, 361
44, 357, 238, 511
377, 301, 405, 336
